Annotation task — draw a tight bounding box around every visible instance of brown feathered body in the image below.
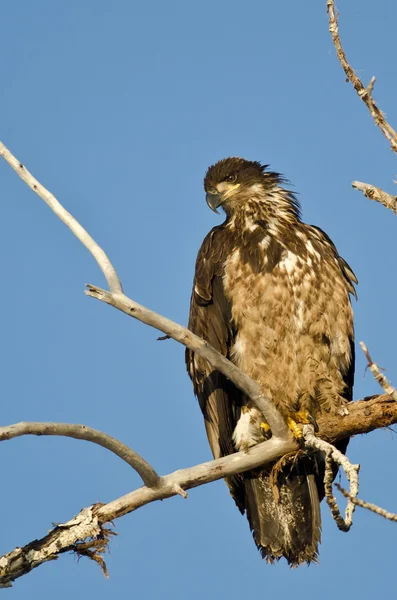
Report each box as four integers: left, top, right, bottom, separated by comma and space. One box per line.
186, 158, 356, 566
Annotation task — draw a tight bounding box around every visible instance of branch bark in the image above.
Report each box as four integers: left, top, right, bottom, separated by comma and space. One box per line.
352, 181, 397, 215
316, 394, 396, 442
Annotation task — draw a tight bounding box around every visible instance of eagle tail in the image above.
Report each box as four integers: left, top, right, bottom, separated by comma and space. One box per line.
244, 456, 321, 566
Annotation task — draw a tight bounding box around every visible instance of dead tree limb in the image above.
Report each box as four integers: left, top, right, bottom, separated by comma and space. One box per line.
352, 181, 397, 215
0, 389, 396, 587
327, 0, 397, 153
336, 484, 397, 523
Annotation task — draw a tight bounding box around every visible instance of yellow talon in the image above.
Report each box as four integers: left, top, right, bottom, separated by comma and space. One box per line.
287, 410, 318, 439
293, 410, 313, 425
287, 417, 303, 439
260, 421, 271, 433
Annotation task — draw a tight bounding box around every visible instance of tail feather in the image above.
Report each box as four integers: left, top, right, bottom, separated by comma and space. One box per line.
244, 456, 321, 566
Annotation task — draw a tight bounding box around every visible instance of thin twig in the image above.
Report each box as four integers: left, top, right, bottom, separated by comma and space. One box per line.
360, 342, 397, 400
0, 141, 123, 293
0, 422, 159, 487
84, 285, 290, 439
352, 181, 397, 215
336, 484, 397, 522
327, 0, 397, 153
303, 425, 359, 531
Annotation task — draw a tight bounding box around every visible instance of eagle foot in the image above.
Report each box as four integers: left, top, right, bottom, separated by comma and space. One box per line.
287, 411, 319, 439
260, 420, 272, 441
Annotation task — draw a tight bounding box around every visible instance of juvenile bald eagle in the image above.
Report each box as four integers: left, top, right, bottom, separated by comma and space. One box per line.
186, 157, 356, 566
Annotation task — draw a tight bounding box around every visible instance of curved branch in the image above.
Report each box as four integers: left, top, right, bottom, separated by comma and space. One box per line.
85, 285, 290, 439
352, 181, 397, 215
327, 0, 397, 153
0, 422, 159, 487
0, 141, 123, 293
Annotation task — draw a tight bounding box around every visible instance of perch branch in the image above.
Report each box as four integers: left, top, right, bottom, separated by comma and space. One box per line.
0, 141, 123, 293
352, 181, 397, 215
360, 342, 397, 400
0, 422, 159, 487
2, 394, 397, 586
303, 425, 359, 531
327, 0, 397, 152
316, 394, 396, 442
336, 484, 397, 523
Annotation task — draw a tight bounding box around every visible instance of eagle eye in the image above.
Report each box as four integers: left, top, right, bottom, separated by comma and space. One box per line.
225, 173, 237, 183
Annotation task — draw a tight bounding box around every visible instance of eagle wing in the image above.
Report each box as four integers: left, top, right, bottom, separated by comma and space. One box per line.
186, 226, 246, 512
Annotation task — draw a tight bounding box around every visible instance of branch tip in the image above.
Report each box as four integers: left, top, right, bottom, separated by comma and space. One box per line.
360, 342, 397, 400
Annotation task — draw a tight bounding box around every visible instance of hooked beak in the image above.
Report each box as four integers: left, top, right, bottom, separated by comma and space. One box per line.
206, 191, 223, 214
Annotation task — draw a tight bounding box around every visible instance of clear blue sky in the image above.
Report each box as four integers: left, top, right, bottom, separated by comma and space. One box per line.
1, 1, 396, 597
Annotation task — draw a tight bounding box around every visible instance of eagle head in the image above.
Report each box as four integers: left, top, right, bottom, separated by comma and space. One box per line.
204, 157, 300, 221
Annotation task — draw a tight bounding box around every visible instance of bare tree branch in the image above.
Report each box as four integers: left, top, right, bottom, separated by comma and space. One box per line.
85, 284, 290, 439
336, 484, 397, 523
0, 141, 123, 293
352, 181, 397, 215
360, 342, 397, 400
316, 394, 396, 442
303, 425, 359, 532
327, 0, 397, 153
0, 505, 115, 588
0, 422, 159, 487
